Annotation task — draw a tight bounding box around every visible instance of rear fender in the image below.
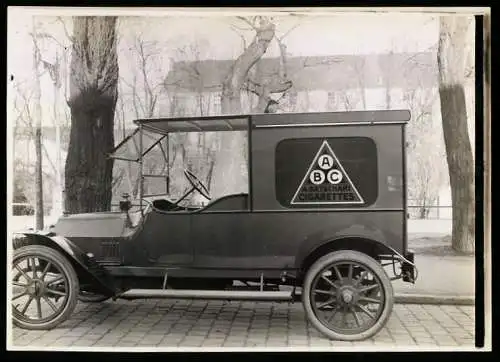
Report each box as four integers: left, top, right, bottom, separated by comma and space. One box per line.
296, 224, 411, 273
12, 230, 118, 296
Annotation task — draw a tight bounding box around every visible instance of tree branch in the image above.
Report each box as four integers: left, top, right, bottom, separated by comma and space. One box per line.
229, 25, 248, 51
277, 22, 301, 41
236, 16, 258, 30
245, 78, 292, 96
56, 16, 74, 43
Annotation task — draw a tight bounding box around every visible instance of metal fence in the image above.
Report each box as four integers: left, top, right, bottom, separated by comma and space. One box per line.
407, 204, 452, 220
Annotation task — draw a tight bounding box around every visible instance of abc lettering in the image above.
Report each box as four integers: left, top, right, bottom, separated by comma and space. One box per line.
291, 140, 364, 205
327, 169, 342, 184
320, 156, 331, 169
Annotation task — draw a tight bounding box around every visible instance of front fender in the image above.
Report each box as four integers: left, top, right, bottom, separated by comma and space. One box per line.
12, 230, 117, 295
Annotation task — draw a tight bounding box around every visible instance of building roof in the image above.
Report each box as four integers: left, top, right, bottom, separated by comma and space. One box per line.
164, 51, 438, 93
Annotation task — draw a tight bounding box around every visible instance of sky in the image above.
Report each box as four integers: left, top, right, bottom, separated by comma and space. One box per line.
6, 7, 475, 128
8, 11, 440, 75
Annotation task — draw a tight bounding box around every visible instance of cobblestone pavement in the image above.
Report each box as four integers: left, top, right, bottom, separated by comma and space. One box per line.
10, 300, 475, 350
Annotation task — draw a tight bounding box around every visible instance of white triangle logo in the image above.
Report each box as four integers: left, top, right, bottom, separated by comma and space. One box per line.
291, 140, 365, 205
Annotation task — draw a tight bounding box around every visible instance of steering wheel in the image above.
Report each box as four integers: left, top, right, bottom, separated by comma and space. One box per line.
183, 169, 211, 201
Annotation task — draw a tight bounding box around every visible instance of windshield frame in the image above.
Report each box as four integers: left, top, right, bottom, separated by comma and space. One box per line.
110, 115, 253, 216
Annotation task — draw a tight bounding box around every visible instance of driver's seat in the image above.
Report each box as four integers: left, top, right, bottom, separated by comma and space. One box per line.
152, 199, 184, 212
152, 198, 200, 212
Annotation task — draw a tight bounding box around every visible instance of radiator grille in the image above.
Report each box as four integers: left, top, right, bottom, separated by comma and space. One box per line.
100, 240, 122, 264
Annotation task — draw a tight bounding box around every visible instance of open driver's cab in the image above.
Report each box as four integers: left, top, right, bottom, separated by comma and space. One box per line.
109, 115, 251, 217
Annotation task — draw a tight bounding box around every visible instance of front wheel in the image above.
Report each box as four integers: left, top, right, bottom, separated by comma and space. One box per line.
302, 250, 394, 341
11, 245, 79, 330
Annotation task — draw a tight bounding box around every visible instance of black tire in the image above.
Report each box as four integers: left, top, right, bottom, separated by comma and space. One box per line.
302, 250, 394, 341
78, 291, 110, 303
11, 245, 79, 330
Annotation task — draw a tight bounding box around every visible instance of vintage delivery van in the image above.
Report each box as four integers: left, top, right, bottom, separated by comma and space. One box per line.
12, 110, 417, 341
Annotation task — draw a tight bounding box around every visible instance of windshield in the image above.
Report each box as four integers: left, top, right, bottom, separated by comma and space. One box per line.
110, 128, 166, 162
110, 117, 250, 211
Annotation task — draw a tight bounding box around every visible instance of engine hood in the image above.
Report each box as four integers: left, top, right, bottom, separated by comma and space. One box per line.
50, 212, 131, 239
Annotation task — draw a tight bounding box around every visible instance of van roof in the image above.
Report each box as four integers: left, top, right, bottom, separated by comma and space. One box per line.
134, 110, 411, 134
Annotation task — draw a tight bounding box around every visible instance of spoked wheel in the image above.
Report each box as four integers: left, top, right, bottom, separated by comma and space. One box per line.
302, 250, 394, 341
11, 245, 79, 330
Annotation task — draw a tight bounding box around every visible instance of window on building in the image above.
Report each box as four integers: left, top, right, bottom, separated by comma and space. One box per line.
213, 92, 222, 114
326, 91, 336, 111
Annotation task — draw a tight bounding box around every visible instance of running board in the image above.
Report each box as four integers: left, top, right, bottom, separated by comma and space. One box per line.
117, 289, 293, 301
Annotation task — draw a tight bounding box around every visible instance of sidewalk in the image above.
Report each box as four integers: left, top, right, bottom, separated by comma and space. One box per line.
393, 232, 475, 305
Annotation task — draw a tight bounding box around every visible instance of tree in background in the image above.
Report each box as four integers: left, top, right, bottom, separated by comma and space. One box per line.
211, 16, 294, 197
403, 86, 445, 219
113, 31, 218, 205
11, 18, 74, 222
114, 30, 167, 201
36, 17, 73, 219
171, 40, 219, 200
31, 19, 44, 228
437, 16, 475, 254
348, 56, 367, 110
65, 16, 119, 213
11, 81, 59, 217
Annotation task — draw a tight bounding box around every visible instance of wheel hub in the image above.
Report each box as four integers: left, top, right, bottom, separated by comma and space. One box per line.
27, 279, 45, 297
338, 286, 358, 306
342, 290, 353, 303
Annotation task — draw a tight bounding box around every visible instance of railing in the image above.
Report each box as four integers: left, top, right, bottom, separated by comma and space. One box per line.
407, 205, 452, 220
12, 202, 35, 216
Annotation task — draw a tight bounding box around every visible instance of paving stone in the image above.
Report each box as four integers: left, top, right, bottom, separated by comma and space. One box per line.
455, 338, 474, 346
159, 336, 184, 344
434, 336, 457, 343
186, 332, 209, 338
115, 341, 138, 347
147, 328, 169, 336
52, 336, 81, 346
224, 336, 247, 343
180, 341, 204, 347
28, 338, 59, 347
71, 339, 98, 347
406, 326, 429, 333
392, 336, 416, 344
95, 337, 121, 345
11, 301, 477, 349
414, 337, 436, 345
223, 342, 246, 347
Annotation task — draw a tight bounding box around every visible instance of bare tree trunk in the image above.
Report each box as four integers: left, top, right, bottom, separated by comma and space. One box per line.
384, 51, 393, 110
45, 52, 64, 217
437, 16, 475, 254
385, 79, 391, 110
32, 20, 44, 229
221, 18, 276, 114
353, 59, 366, 109
248, 39, 292, 113
211, 17, 276, 198
65, 17, 118, 213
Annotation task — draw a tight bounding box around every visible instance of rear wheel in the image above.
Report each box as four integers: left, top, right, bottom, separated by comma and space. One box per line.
11, 245, 79, 330
302, 250, 393, 341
